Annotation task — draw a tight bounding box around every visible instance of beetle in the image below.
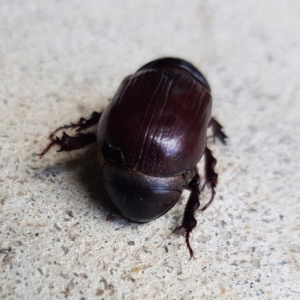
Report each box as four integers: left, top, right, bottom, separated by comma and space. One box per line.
39, 57, 227, 258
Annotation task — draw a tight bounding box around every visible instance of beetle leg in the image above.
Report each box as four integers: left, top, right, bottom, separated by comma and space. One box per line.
209, 117, 227, 145
174, 173, 200, 259
38, 132, 96, 158
200, 147, 218, 212
48, 111, 102, 140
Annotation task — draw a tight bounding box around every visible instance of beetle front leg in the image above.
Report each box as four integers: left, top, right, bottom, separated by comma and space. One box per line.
49, 111, 102, 140
38, 132, 96, 158
201, 146, 218, 212
174, 173, 201, 259
38, 111, 102, 158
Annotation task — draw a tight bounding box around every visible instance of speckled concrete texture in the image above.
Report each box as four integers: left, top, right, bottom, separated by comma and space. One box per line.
1, 1, 300, 299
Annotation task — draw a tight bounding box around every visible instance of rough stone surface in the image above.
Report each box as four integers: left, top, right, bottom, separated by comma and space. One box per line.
1, 1, 300, 299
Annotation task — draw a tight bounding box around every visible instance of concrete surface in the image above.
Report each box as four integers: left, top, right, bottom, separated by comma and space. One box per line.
1, 1, 300, 299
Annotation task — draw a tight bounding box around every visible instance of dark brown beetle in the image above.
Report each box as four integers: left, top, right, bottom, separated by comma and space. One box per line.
39, 57, 227, 258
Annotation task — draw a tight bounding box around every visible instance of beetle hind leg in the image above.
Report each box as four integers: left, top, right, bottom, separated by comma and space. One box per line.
174, 147, 219, 259
174, 174, 201, 259
201, 147, 218, 212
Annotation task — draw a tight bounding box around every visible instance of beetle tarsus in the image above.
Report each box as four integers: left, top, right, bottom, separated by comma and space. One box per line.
200, 147, 218, 212
49, 111, 102, 140
39, 111, 102, 158
174, 173, 200, 259
173, 224, 195, 259
209, 117, 227, 145
38, 132, 97, 158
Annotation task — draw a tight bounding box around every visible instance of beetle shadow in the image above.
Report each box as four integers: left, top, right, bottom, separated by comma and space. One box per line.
65, 147, 151, 228
38, 146, 122, 221
67, 146, 123, 219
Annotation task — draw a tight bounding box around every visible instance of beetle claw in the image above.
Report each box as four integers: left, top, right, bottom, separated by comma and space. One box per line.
209, 117, 227, 145
173, 224, 195, 259
173, 224, 184, 235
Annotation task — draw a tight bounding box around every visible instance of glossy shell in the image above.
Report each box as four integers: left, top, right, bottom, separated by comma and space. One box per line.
97, 58, 212, 222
